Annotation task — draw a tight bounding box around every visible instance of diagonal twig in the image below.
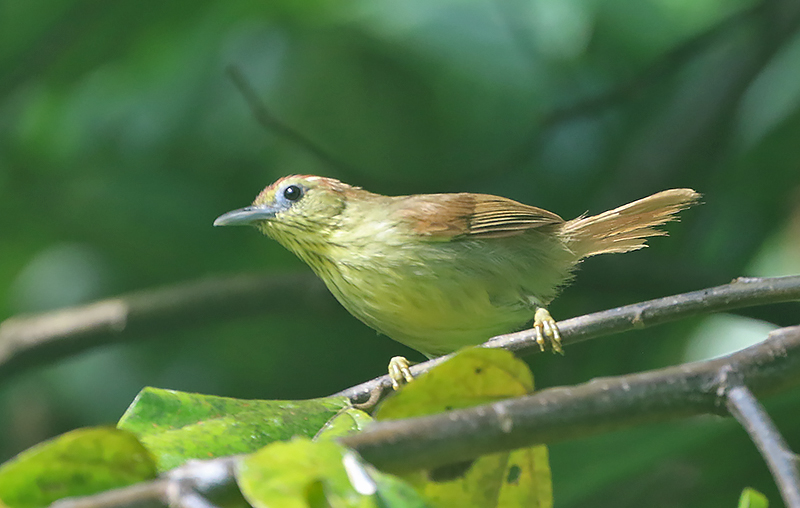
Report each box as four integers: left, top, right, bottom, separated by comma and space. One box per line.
337, 275, 800, 402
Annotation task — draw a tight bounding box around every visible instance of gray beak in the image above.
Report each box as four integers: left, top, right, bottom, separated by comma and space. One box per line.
213, 205, 279, 226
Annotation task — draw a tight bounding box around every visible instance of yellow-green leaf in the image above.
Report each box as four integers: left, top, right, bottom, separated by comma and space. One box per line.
376, 347, 552, 508
495, 447, 552, 507
738, 487, 768, 508
0, 427, 156, 508
376, 348, 532, 420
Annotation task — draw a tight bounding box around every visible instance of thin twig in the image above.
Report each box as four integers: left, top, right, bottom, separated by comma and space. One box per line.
538, 2, 766, 126
342, 325, 800, 473
336, 275, 800, 402
726, 385, 800, 508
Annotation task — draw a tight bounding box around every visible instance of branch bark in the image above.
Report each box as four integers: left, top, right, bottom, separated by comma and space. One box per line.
337, 275, 800, 402
342, 325, 800, 473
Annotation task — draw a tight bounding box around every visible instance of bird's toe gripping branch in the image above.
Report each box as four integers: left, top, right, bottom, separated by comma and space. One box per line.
388, 356, 415, 390
534, 308, 564, 354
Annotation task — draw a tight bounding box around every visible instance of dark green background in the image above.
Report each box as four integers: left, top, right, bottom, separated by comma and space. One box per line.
2, 0, 799, 506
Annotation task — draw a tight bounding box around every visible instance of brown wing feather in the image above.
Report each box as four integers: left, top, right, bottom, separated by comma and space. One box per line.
395, 193, 564, 240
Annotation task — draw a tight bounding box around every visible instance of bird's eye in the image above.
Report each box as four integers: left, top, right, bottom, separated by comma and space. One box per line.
283, 184, 303, 202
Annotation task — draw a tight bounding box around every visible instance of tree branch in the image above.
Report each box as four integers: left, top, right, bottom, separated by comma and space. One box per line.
0, 273, 334, 382
337, 275, 800, 402
342, 325, 800, 473
726, 385, 800, 508
47, 325, 800, 508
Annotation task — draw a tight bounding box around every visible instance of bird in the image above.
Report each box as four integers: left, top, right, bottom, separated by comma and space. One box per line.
215, 175, 699, 388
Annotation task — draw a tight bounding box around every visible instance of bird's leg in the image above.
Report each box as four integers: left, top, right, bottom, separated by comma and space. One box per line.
534, 308, 564, 354
388, 356, 415, 390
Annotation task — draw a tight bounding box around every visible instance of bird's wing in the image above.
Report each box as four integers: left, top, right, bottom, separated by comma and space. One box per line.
395, 193, 564, 240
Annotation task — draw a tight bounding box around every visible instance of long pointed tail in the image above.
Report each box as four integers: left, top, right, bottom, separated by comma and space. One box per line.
562, 189, 700, 259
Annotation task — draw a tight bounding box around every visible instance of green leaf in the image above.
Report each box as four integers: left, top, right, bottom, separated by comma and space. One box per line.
376, 347, 552, 508
315, 408, 373, 441
236, 437, 431, 508
738, 487, 769, 508
0, 427, 156, 508
117, 387, 349, 471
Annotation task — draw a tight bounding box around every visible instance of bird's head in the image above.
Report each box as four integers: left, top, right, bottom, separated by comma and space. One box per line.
214, 175, 353, 249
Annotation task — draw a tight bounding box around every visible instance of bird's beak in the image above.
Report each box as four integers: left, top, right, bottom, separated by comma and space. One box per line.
213, 205, 280, 226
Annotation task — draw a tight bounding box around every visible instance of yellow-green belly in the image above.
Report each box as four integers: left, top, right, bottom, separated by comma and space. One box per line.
309, 235, 574, 357
332, 271, 532, 356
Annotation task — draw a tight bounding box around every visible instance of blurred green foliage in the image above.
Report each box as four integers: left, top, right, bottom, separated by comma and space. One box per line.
1, 0, 799, 506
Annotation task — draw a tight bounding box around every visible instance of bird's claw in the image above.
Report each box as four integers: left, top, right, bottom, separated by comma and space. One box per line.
534, 308, 564, 354
388, 356, 415, 390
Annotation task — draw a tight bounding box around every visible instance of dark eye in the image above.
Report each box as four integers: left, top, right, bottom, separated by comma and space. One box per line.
283, 184, 303, 202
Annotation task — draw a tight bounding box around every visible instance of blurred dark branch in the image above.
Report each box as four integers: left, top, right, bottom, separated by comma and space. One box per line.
612, 0, 800, 193
0, 273, 334, 383
727, 385, 800, 508
477, 0, 800, 198
225, 0, 769, 191
49, 325, 800, 508
226, 65, 362, 180
225, 0, 800, 196
343, 325, 800, 473
337, 275, 800, 402
542, 3, 765, 126
477, 0, 774, 186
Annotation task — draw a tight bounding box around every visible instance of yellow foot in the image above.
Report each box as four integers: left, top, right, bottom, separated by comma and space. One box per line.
534, 308, 564, 354
388, 356, 414, 390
